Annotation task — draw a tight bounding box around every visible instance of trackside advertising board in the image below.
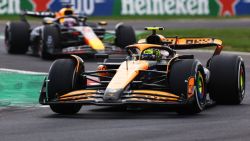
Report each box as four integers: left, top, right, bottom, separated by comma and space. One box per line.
0, 0, 250, 16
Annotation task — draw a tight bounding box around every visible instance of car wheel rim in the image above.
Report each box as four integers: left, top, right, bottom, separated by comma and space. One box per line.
239, 64, 245, 97
196, 71, 205, 104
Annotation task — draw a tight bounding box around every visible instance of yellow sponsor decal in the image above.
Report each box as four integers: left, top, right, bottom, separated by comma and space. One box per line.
87, 38, 105, 50
145, 27, 164, 31
82, 27, 105, 50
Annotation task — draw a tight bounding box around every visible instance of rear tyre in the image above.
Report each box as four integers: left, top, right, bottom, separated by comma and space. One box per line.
41, 25, 60, 60
4, 22, 30, 54
47, 59, 86, 114
208, 54, 245, 104
115, 24, 136, 48
169, 59, 206, 114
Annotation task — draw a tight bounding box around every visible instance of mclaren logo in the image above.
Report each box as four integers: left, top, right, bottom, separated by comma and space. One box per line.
186, 39, 211, 44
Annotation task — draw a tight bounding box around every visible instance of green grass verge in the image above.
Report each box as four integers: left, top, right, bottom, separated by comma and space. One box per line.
138, 28, 250, 52
0, 71, 45, 106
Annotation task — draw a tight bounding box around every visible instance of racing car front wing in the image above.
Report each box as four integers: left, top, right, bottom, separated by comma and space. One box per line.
40, 89, 187, 106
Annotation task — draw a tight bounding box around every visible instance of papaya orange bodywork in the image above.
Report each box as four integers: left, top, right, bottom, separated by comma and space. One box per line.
187, 77, 195, 98
106, 60, 149, 90
132, 90, 179, 98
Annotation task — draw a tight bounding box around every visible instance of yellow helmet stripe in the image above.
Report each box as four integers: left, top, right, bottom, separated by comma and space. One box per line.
145, 27, 164, 31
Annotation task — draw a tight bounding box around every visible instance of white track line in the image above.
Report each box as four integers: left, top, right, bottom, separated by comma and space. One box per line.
39, 105, 49, 108
0, 35, 3, 40
0, 68, 47, 75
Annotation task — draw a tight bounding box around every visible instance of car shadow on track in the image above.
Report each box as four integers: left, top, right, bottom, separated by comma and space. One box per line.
42, 106, 209, 120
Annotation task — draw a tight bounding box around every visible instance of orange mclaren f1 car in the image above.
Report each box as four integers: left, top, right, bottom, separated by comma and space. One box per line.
39, 27, 246, 114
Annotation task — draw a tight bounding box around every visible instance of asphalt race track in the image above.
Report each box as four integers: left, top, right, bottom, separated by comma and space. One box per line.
0, 20, 250, 141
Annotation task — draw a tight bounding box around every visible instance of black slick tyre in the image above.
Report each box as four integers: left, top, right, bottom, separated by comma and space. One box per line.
40, 25, 60, 60
4, 22, 30, 54
115, 24, 136, 48
208, 54, 245, 104
47, 59, 86, 114
169, 59, 206, 114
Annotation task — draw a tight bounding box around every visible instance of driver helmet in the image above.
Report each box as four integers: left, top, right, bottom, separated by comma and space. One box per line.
59, 7, 74, 16
56, 6, 75, 24
141, 48, 161, 61
62, 18, 77, 27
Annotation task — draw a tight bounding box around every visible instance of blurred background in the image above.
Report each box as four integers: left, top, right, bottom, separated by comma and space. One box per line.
0, 0, 250, 51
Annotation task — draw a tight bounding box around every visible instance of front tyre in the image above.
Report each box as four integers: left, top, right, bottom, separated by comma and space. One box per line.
169, 59, 206, 114
50, 104, 82, 115
47, 59, 86, 114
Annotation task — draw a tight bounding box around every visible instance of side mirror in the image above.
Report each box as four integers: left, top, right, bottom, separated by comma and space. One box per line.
95, 53, 109, 59
98, 21, 107, 26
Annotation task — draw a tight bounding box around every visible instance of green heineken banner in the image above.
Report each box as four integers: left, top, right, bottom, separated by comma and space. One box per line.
0, 0, 249, 16
117, 0, 213, 16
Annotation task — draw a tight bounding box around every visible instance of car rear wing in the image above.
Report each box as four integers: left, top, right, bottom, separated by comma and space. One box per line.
165, 37, 223, 56
19, 11, 55, 26
21, 11, 55, 18
165, 37, 222, 48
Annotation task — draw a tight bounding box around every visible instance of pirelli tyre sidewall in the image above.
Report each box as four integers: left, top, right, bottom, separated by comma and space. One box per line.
5, 22, 30, 54
169, 59, 206, 114
208, 54, 245, 105
47, 59, 85, 114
